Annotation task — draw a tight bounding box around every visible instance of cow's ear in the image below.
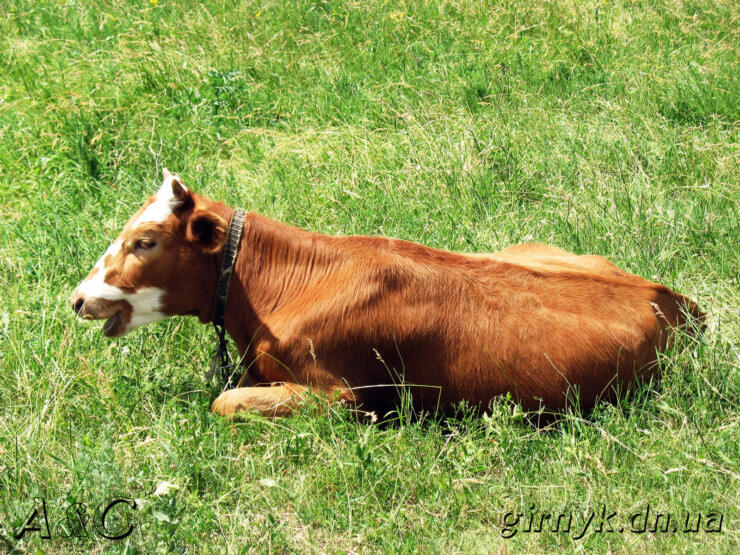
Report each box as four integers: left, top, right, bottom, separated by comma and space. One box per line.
186, 210, 228, 254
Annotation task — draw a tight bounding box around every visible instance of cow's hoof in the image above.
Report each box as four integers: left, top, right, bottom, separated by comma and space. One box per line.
211, 390, 240, 416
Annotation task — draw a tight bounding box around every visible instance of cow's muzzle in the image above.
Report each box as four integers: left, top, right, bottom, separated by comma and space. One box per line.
70, 293, 132, 337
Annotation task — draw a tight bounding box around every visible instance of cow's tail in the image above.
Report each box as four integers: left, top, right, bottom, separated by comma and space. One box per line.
655, 288, 707, 337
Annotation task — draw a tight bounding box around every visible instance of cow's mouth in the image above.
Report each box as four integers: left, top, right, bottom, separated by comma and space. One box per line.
72, 294, 132, 337
103, 311, 125, 337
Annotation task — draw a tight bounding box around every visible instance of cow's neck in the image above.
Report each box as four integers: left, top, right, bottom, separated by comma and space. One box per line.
221, 212, 340, 354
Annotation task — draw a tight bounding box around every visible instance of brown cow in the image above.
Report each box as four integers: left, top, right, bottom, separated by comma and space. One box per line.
71, 170, 704, 417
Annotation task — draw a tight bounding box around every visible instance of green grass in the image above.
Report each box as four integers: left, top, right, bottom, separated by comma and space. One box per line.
1, 0, 738, 552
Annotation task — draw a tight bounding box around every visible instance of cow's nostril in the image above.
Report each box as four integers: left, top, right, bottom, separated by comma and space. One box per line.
73, 298, 84, 315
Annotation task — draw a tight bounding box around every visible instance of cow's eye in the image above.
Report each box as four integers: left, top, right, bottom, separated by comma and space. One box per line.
135, 239, 156, 250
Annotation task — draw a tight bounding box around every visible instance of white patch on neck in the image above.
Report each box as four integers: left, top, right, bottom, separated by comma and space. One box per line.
132, 174, 187, 228
125, 288, 167, 332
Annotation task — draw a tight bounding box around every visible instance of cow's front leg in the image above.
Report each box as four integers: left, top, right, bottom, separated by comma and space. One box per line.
211, 382, 357, 417
211, 383, 309, 417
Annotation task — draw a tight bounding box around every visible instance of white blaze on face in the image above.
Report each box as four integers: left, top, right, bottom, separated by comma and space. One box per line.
74, 170, 187, 334
133, 171, 187, 227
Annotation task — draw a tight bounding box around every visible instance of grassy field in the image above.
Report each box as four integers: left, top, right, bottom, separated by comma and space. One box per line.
1, 0, 738, 552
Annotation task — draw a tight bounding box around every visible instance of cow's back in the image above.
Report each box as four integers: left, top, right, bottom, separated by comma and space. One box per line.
359, 242, 704, 411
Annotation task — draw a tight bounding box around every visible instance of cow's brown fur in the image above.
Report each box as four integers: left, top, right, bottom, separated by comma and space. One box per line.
73, 180, 704, 417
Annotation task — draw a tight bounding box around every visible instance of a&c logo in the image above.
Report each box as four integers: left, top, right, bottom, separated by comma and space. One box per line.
14, 496, 137, 541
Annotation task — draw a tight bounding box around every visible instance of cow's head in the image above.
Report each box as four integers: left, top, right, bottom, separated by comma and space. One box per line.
71, 169, 232, 336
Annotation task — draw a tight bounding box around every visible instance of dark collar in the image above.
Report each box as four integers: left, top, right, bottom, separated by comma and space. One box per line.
210, 208, 246, 389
